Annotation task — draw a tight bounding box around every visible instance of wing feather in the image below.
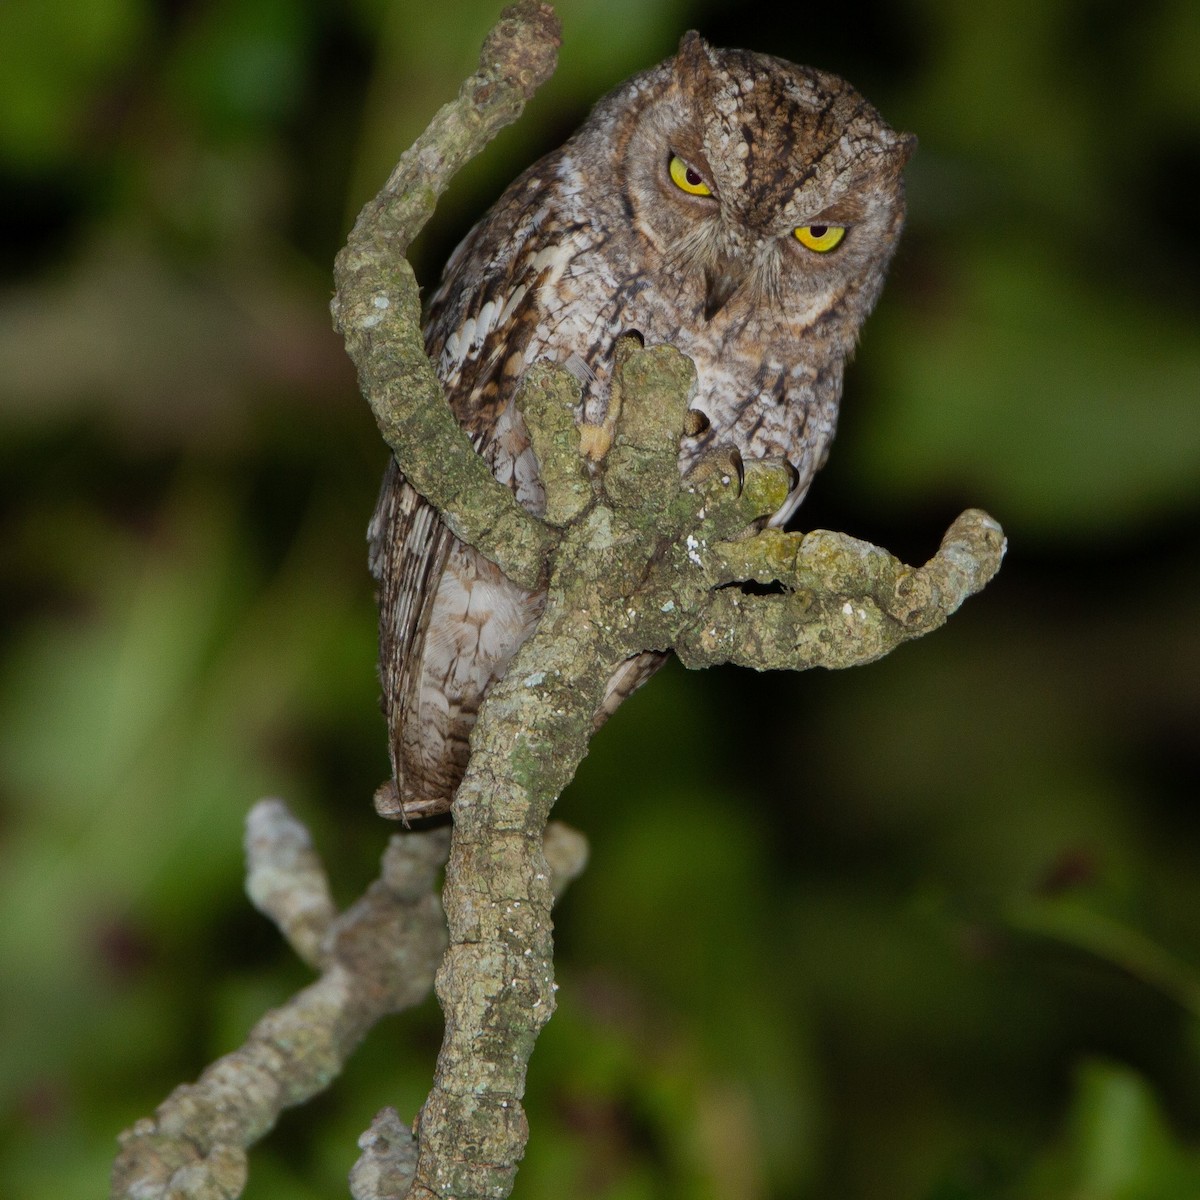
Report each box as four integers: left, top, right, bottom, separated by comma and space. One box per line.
368, 163, 565, 817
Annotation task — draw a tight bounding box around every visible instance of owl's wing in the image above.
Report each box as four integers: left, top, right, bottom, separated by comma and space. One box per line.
410, 165, 571, 470
367, 459, 452, 818
368, 165, 563, 818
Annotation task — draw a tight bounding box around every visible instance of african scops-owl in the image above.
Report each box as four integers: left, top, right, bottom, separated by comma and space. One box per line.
368, 32, 914, 820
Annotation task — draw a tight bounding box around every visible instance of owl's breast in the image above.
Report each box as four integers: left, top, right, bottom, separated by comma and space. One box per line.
530, 245, 845, 487
441, 210, 845, 529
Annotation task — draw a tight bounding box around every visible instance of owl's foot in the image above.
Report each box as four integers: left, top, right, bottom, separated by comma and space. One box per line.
578, 421, 612, 461
688, 444, 745, 495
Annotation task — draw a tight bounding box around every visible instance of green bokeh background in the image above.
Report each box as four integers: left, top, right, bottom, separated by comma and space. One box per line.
2, 1, 1199, 1196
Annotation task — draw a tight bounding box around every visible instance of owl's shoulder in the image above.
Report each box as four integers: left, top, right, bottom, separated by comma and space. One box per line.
423, 154, 598, 408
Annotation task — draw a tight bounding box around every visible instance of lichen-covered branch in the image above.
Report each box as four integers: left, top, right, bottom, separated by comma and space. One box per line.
399, 331, 1003, 1197
348, 1, 561, 260
110, 804, 590, 1200
388, 341, 768, 1197
330, 1, 562, 590
675, 509, 1007, 672
110, 804, 450, 1200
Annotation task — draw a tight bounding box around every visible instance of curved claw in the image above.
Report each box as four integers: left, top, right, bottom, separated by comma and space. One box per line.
730, 448, 745, 497
683, 408, 711, 438
785, 460, 801, 493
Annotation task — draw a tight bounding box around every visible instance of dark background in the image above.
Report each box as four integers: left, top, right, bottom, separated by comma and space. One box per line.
3, 0, 1200, 1196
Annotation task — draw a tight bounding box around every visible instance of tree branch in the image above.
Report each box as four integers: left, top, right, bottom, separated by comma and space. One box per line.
330, 1, 562, 590
110, 804, 589, 1200
676, 508, 1007, 672
111, 803, 449, 1200
398, 326, 1003, 1196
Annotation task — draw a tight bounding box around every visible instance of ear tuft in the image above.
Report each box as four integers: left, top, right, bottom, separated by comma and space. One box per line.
675, 31, 718, 83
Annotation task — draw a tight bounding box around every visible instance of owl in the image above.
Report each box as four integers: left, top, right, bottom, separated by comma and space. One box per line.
368, 33, 914, 820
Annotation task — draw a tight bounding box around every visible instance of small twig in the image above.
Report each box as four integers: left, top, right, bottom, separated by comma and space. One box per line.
110, 809, 450, 1200
542, 820, 590, 900
351, 1108, 420, 1200
244, 797, 337, 970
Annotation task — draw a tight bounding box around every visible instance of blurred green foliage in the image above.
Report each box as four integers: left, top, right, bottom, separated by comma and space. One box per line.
1, 0, 1199, 1197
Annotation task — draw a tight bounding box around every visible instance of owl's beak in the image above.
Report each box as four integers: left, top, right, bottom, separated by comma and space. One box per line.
703, 266, 742, 321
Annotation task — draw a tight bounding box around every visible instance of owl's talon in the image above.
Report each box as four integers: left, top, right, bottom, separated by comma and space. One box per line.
785, 460, 801, 492
731, 448, 745, 496
618, 328, 645, 347
683, 408, 711, 438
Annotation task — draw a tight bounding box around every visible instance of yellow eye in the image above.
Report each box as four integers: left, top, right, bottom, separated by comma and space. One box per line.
669, 154, 712, 197
794, 224, 846, 252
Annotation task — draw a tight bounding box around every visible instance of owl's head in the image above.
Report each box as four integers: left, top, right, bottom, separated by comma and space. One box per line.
594, 33, 915, 332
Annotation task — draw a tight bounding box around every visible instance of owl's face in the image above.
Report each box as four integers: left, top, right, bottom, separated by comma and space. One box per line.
602, 34, 914, 333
